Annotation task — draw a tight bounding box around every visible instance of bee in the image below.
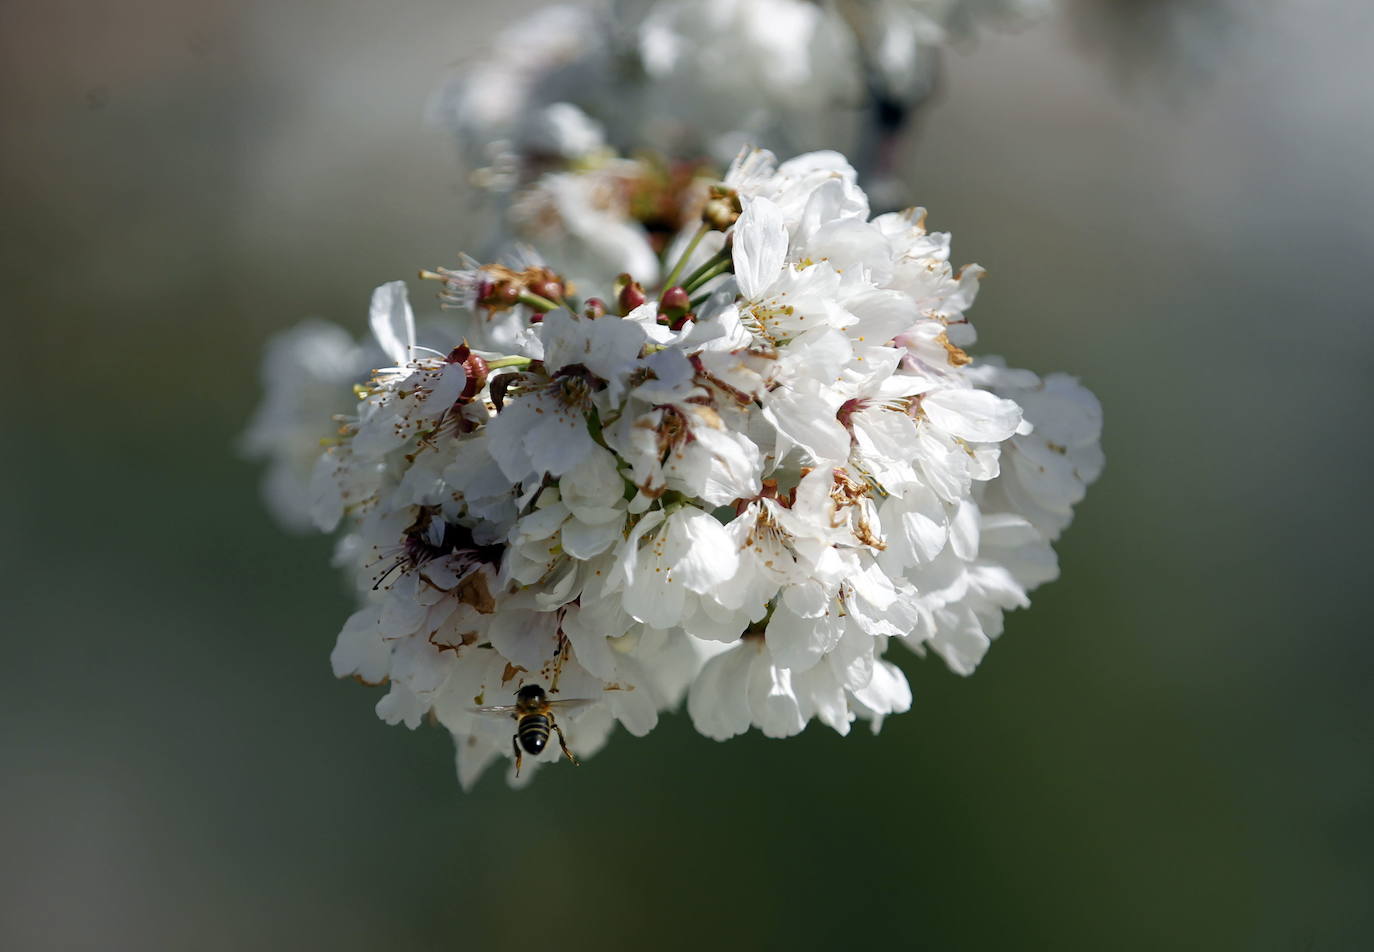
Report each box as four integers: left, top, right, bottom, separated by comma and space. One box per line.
473, 684, 589, 776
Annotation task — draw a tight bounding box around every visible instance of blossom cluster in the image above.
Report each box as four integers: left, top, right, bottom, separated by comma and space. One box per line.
271, 148, 1101, 787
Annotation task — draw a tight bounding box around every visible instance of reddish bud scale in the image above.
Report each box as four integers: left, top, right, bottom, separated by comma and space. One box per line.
529, 279, 564, 302
460, 354, 489, 400
443, 344, 488, 402
617, 280, 646, 315
480, 281, 521, 310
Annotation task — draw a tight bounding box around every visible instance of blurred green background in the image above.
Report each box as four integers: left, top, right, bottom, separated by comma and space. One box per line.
4, 1, 1371, 949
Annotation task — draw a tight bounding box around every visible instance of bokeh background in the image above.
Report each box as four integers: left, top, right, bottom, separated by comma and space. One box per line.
5, 1, 1372, 948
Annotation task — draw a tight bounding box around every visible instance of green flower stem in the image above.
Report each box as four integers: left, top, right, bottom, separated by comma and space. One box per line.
660, 223, 711, 291
680, 247, 732, 292
517, 291, 560, 311
485, 355, 533, 370
683, 257, 733, 295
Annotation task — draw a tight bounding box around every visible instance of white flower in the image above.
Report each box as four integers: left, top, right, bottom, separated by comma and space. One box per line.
603, 506, 741, 631
485, 309, 648, 482
606, 348, 763, 506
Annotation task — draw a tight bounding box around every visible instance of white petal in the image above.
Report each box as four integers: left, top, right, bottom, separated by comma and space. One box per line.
512, 503, 569, 544
607, 680, 659, 737
781, 578, 829, 618
766, 599, 841, 671
692, 426, 763, 506
561, 445, 625, 519
923, 388, 1023, 443
931, 606, 991, 676
487, 609, 559, 671
669, 509, 740, 593
601, 509, 663, 597
827, 622, 876, 692
369, 281, 415, 366
378, 578, 428, 637
850, 660, 912, 733
747, 653, 806, 738
376, 682, 426, 729
885, 484, 948, 566
561, 608, 619, 681
853, 407, 919, 466
561, 517, 623, 559
764, 385, 850, 463
683, 600, 751, 642
330, 606, 390, 684
688, 643, 755, 740
795, 662, 851, 736
949, 498, 981, 562
733, 197, 789, 300
524, 409, 595, 478
484, 398, 540, 482
308, 453, 345, 532
420, 363, 467, 417
622, 558, 686, 629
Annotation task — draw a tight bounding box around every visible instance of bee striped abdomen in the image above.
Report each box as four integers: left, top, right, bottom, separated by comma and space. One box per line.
517, 714, 551, 755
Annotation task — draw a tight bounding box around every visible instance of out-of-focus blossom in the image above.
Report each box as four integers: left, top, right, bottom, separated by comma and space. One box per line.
431, 0, 1058, 191
242, 320, 370, 532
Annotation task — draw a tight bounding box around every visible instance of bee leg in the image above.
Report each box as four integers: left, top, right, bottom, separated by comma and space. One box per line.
551, 719, 579, 767
511, 732, 523, 777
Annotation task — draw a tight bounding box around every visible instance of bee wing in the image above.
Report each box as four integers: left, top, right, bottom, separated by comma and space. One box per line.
544, 697, 598, 716
470, 704, 520, 716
